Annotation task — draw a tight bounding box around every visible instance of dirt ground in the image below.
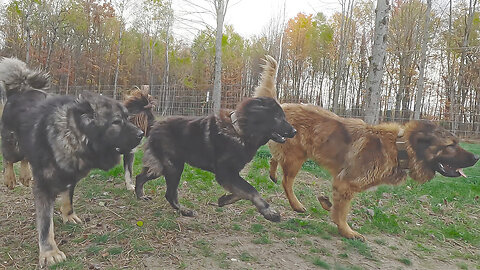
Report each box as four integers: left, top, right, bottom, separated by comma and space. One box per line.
0, 169, 479, 270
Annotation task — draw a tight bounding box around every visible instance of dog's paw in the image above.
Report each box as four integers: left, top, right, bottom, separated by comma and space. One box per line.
4, 179, 16, 190
125, 183, 135, 191
269, 175, 277, 183
39, 249, 66, 267
180, 208, 196, 217
4, 175, 16, 190
260, 207, 281, 222
19, 176, 31, 187
61, 212, 82, 224
340, 229, 366, 241
317, 196, 332, 211
292, 204, 307, 213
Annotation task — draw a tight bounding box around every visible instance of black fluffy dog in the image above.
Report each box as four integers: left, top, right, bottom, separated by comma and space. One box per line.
135, 60, 297, 222
0, 57, 144, 266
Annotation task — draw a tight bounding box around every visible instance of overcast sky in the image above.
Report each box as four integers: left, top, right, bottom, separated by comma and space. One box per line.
225, 0, 342, 37
171, 0, 343, 41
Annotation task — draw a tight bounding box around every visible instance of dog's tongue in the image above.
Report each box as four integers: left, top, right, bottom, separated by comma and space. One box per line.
457, 168, 467, 178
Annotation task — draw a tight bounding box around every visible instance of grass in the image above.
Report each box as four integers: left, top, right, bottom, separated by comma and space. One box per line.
0, 144, 479, 269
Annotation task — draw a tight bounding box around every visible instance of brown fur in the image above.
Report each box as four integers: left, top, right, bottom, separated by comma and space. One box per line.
123, 89, 155, 136
268, 104, 479, 240
256, 56, 479, 240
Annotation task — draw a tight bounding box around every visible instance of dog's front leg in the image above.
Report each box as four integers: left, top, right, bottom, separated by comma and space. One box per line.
59, 186, 81, 224
123, 151, 135, 191
19, 159, 32, 187
164, 163, 196, 217
331, 178, 365, 241
35, 187, 66, 267
216, 170, 280, 222
4, 160, 17, 189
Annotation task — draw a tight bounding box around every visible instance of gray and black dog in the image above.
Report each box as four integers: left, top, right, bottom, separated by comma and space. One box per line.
0, 57, 144, 266
135, 58, 297, 222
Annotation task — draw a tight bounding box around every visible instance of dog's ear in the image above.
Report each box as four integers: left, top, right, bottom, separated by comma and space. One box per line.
73, 97, 95, 127
410, 131, 433, 159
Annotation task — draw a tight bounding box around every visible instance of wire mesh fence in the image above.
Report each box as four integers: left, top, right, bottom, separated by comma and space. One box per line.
44, 84, 480, 139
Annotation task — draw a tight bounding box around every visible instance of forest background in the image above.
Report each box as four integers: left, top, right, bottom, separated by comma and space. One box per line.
0, 0, 479, 137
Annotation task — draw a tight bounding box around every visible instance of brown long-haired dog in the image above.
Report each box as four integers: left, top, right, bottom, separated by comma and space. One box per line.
123, 89, 156, 190
257, 56, 479, 240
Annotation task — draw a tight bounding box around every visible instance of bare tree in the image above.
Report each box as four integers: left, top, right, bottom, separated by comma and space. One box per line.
454, 0, 477, 133
212, 0, 229, 113
413, 0, 432, 120
112, 0, 133, 100
364, 0, 390, 124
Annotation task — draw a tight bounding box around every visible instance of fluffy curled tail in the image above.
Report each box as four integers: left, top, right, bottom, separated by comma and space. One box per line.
0, 57, 50, 98
254, 55, 278, 99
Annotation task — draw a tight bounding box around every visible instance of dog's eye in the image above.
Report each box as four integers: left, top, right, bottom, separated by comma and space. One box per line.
112, 119, 123, 125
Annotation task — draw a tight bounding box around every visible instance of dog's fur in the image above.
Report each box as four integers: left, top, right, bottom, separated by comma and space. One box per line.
122, 89, 156, 191
0, 58, 50, 189
257, 56, 479, 240
135, 58, 297, 222
0, 57, 144, 266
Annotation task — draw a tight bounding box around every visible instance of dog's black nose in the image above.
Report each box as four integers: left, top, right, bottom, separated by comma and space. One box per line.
137, 130, 144, 139
291, 128, 297, 136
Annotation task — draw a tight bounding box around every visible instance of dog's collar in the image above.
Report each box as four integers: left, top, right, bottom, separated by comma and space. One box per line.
229, 111, 243, 136
396, 128, 409, 170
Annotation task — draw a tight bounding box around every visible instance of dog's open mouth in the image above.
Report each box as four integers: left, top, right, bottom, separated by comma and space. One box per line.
271, 132, 287, 143
437, 162, 467, 178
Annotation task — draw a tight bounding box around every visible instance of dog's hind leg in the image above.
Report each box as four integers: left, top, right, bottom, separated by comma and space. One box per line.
19, 159, 32, 187
3, 161, 16, 189
35, 187, 66, 266
59, 185, 81, 224
217, 170, 280, 222
331, 178, 364, 241
135, 167, 160, 200
218, 193, 242, 206
164, 163, 196, 217
281, 159, 306, 213
269, 158, 279, 183
123, 151, 135, 191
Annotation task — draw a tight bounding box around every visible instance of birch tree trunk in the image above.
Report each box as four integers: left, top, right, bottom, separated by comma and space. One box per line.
413, 0, 432, 120
454, 0, 477, 132
364, 0, 390, 125
332, 0, 347, 113
113, 24, 123, 100
212, 0, 228, 114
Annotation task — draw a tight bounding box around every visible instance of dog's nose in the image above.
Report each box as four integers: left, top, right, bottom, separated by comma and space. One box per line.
137, 130, 144, 139
291, 128, 297, 136
474, 154, 479, 161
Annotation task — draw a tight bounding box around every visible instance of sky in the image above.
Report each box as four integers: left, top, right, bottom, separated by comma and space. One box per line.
225, 0, 342, 37
171, 0, 342, 41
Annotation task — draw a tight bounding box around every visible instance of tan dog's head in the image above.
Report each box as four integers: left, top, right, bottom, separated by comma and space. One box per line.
406, 120, 478, 183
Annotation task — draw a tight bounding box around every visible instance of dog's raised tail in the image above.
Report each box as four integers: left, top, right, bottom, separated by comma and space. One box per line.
0, 57, 50, 98
254, 55, 278, 99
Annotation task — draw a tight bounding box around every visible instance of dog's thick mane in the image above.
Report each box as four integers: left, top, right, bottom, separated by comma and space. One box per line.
0, 57, 50, 96
254, 55, 278, 99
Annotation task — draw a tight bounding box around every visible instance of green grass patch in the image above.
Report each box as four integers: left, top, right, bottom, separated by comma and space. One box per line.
312, 257, 331, 269
252, 234, 272, 244
239, 251, 256, 262
193, 239, 213, 257
342, 239, 373, 259
86, 245, 103, 255
397, 257, 412, 266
